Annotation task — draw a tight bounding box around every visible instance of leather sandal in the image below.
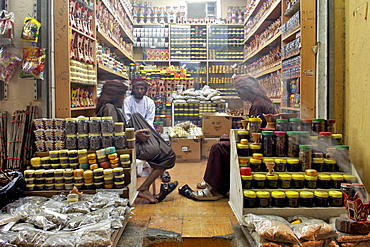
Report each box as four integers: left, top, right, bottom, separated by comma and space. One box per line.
157, 181, 178, 202
196, 181, 211, 189
193, 188, 222, 201
178, 184, 196, 200
160, 171, 171, 183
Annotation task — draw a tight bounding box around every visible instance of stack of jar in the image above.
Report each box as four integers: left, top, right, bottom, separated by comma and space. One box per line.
243, 190, 344, 208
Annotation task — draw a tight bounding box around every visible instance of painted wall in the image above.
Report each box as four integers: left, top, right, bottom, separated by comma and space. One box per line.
341, 0, 370, 188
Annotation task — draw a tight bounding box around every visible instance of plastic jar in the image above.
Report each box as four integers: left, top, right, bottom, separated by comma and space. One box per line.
113, 167, 124, 176
65, 134, 77, 150
67, 150, 78, 158
317, 174, 331, 189
45, 169, 54, 178
341, 183, 353, 197
332, 134, 343, 146
252, 174, 266, 189
266, 174, 279, 189
41, 156, 50, 164
24, 170, 35, 178
324, 159, 337, 172
101, 116, 114, 133
114, 132, 126, 149
241, 174, 253, 189
256, 191, 270, 207
93, 168, 104, 177
312, 119, 325, 135
77, 117, 89, 134
343, 174, 357, 184
34, 169, 45, 178
248, 117, 261, 136
58, 150, 68, 158
77, 134, 89, 150
292, 174, 305, 189
105, 146, 116, 154
25, 177, 35, 184
65, 118, 77, 135
125, 128, 135, 139
249, 144, 261, 155
274, 131, 286, 157
44, 177, 54, 184
312, 158, 324, 172
94, 175, 104, 183
101, 133, 114, 148
64, 177, 73, 184
114, 181, 125, 189
330, 174, 344, 189
249, 158, 262, 172
301, 119, 313, 133
304, 175, 318, 189
89, 134, 101, 150
89, 117, 101, 134
325, 119, 336, 133
45, 184, 54, 190
95, 182, 104, 189
243, 190, 256, 208
237, 143, 249, 156
114, 174, 125, 182
318, 132, 333, 153
287, 158, 299, 172
289, 118, 302, 131
271, 191, 286, 207
298, 131, 311, 145
85, 183, 94, 190
300, 191, 314, 207
115, 122, 124, 133
237, 130, 249, 142
278, 174, 292, 189
314, 191, 329, 207
299, 145, 312, 171
275, 159, 286, 172
262, 131, 274, 157
328, 191, 343, 207
334, 145, 350, 173
287, 131, 299, 157
285, 191, 299, 207
276, 118, 288, 131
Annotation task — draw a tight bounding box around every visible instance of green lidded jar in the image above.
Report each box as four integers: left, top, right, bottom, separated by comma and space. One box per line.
285, 191, 299, 207
249, 158, 262, 172
287, 131, 300, 157
300, 191, 314, 207
252, 174, 266, 189
262, 130, 274, 157
304, 174, 318, 189
289, 118, 302, 131
256, 191, 270, 208
292, 173, 305, 189
330, 174, 344, 189
314, 191, 329, 207
299, 145, 312, 171
324, 159, 337, 172
312, 157, 324, 172
275, 158, 287, 172
237, 143, 249, 156
317, 174, 331, 189
241, 175, 253, 189
271, 191, 286, 207
266, 174, 279, 189
312, 118, 326, 135
287, 158, 299, 172
243, 190, 256, 208
343, 174, 357, 184
278, 174, 292, 189
328, 190, 343, 207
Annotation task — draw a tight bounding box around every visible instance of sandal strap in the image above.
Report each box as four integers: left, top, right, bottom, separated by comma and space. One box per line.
195, 188, 213, 198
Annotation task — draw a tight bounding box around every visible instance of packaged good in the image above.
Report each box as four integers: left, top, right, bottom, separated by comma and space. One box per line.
278, 174, 292, 189
285, 191, 299, 207
291, 173, 304, 189
271, 191, 285, 207
114, 181, 125, 189
300, 191, 314, 207
314, 191, 329, 207
328, 190, 343, 207
299, 145, 312, 171
19, 47, 46, 80
243, 190, 256, 208
20, 17, 41, 42
252, 174, 266, 189
304, 174, 317, 189
256, 191, 270, 207
317, 174, 331, 189
266, 174, 278, 189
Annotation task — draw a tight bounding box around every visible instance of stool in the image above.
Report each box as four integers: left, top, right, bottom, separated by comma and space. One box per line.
136, 159, 156, 194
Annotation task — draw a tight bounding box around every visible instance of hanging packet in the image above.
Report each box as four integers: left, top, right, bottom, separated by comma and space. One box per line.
0, 47, 21, 83
20, 17, 41, 42
0, 10, 14, 46
20, 47, 46, 80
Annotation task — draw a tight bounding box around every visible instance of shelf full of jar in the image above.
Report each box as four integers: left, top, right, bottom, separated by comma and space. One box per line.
97, 28, 134, 62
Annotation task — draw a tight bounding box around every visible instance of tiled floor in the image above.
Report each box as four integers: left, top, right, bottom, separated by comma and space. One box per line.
127, 160, 240, 245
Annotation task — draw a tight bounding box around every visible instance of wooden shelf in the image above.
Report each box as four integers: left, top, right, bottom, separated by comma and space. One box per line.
97, 28, 134, 62
254, 64, 282, 78
71, 106, 96, 111
280, 106, 301, 111
208, 60, 244, 63
282, 27, 301, 43
244, 31, 281, 63
284, 0, 300, 16
70, 26, 96, 40
243, 0, 262, 25
98, 64, 129, 79
118, 0, 134, 25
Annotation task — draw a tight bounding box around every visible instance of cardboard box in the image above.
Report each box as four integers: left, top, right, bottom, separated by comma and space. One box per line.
202, 113, 232, 138
171, 138, 201, 162
201, 138, 219, 159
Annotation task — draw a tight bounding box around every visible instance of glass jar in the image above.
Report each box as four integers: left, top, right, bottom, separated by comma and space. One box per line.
241, 175, 253, 189
115, 122, 124, 133
331, 134, 342, 146
301, 119, 313, 133
299, 145, 312, 171
243, 190, 256, 208
287, 131, 299, 157
65, 134, 78, 150
89, 117, 101, 134
300, 191, 314, 207
276, 118, 288, 131
114, 132, 126, 149
249, 158, 261, 172
89, 134, 102, 150
318, 132, 333, 153
237, 130, 249, 142
77, 134, 89, 150
77, 117, 89, 134
275, 158, 286, 172
248, 117, 261, 137
304, 175, 318, 189
271, 191, 286, 207
312, 119, 325, 135
101, 116, 114, 134
237, 143, 249, 156
328, 191, 343, 207
330, 174, 344, 189
324, 159, 337, 172
274, 131, 286, 157
352, 183, 367, 199
249, 144, 261, 155
289, 118, 302, 131
312, 158, 324, 172
325, 119, 336, 133
286, 191, 299, 207
256, 191, 270, 207
65, 118, 77, 135
278, 174, 292, 189
292, 173, 305, 189
317, 174, 331, 189
262, 131, 274, 157
341, 183, 354, 197
266, 174, 279, 189
343, 174, 357, 184
298, 131, 311, 145
101, 133, 114, 148
310, 136, 319, 153
252, 174, 266, 189
314, 191, 329, 207
287, 158, 299, 172
334, 145, 350, 173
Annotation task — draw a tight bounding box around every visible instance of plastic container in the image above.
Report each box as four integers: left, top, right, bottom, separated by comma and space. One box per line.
318, 132, 333, 153
114, 181, 125, 189
304, 175, 318, 189
243, 190, 256, 208
287, 158, 299, 172
252, 174, 266, 189
101, 116, 114, 133
54, 183, 64, 190
65, 118, 77, 135
266, 174, 279, 189
101, 133, 114, 148
301, 119, 313, 133
64, 177, 73, 184
312, 158, 324, 172
114, 174, 125, 182
298, 131, 311, 145
50, 157, 60, 164
49, 151, 59, 159
317, 174, 331, 189
115, 122, 124, 133
67, 150, 78, 157
125, 128, 135, 139
285, 191, 299, 207
292, 174, 305, 189
278, 174, 292, 189
113, 167, 124, 176
262, 131, 274, 157
64, 183, 73, 190
249, 158, 261, 172
332, 134, 343, 146
241, 175, 253, 189
45, 169, 54, 178
249, 144, 261, 155
70, 163, 79, 169
94, 175, 104, 183
299, 145, 312, 171
45, 184, 54, 190
77, 117, 89, 134
85, 183, 94, 190
89, 133, 102, 150
271, 191, 286, 207
74, 183, 83, 190
248, 118, 261, 136
105, 147, 116, 154
324, 159, 337, 172
276, 118, 288, 131
95, 182, 104, 189
325, 119, 336, 133
44, 177, 54, 184
104, 183, 114, 189
328, 191, 343, 207
330, 174, 344, 189
114, 132, 126, 149
89, 117, 101, 134
256, 191, 270, 207
314, 191, 329, 207
289, 118, 302, 131
312, 119, 325, 135
300, 191, 314, 207
35, 169, 45, 178
65, 134, 78, 150
58, 150, 68, 158
236, 143, 249, 156
100, 161, 111, 169
93, 168, 104, 176
25, 178, 35, 184
237, 130, 249, 142
77, 134, 89, 149
24, 170, 35, 178
343, 174, 357, 184
97, 155, 108, 163
274, 131, 286, 157
40, 156, 50, 164
274, 159, 286, 172
287, 131, 299, 157
78, 156, 88, 164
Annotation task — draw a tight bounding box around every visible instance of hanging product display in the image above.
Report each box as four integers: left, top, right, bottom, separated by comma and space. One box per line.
0, 10, 14, 46
20, 17, 41, 42
0, 47, 21, 83
19, 47, 46, 79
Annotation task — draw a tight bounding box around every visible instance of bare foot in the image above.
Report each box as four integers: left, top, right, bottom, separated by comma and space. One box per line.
138, 189, 158, 204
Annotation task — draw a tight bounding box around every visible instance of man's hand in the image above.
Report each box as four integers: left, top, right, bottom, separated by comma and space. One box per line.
135, 129, 151, 142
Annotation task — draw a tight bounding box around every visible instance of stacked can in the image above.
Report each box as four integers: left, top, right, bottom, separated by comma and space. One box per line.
120, 154, 131, 168
87, 153, 98, 170
93, 168, 104, 189
106, 147, 119, 168
83, 170, 93, 189
103, 168, 114, 189
96, 148, 109, 168
73, 168, 84, 190
77, 149, 89, 170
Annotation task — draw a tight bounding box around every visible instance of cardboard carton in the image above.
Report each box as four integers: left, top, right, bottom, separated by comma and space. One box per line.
202, 113, 232, 138
170, 138, 201, 162
201, 138, 219, 159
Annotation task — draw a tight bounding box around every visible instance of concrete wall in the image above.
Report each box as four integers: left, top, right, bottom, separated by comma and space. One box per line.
341, 0, 370, 188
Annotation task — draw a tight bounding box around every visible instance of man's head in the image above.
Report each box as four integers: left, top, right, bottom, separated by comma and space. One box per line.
233, 74, 269, 103
131, 78, 149, 100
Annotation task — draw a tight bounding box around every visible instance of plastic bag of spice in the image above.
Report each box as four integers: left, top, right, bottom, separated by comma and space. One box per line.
289, 217, 337, 241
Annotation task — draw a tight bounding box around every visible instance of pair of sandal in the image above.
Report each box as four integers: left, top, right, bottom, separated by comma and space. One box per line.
156, 181, 178, 202
178, 184, 222, 201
